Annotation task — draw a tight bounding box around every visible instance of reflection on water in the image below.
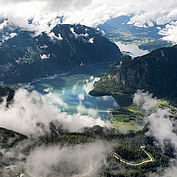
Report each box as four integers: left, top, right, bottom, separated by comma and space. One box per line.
31, 64, 118, 120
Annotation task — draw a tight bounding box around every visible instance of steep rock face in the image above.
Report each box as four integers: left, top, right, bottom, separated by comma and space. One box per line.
91, 45, 177, 99
0, 24, 122, 84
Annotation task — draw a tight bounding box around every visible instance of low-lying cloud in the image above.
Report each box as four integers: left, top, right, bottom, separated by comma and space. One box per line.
133, 90, 158, 112
1, 90, 177, 176
147, 109, 177, 148
0, 88, 111, 136
133, 91, 177, 149
25, 142, 109, 177
1, 141, 110, 177
134, 91, 177, 177
159, 21, 177, 44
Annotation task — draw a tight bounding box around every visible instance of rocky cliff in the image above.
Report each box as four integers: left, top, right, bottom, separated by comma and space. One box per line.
90, 45, 177, 100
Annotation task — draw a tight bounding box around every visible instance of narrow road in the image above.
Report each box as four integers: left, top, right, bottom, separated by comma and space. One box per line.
111, 146, 155, 166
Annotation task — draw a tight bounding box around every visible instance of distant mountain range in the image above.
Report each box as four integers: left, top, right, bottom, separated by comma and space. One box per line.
0, 23, 122, 84
90, 45, 177, 101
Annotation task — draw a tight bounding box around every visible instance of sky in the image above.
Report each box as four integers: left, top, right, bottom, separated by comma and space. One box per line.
0, 0, 177, 43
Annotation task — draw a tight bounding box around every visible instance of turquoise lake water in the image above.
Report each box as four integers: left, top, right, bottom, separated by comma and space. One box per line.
31, 64, 118, 120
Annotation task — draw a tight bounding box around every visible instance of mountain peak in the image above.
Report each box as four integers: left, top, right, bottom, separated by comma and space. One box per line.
0, 24, 122, 84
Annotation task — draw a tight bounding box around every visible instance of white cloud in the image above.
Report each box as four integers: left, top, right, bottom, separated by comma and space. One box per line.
88, 37, 94, 44
0, 32, 17, 44
77, 104, 98, 118
147, 109, 177, 148
133, 91, 177, 177
133, 90, 158, 112
83, 76, 100, 94
25, 142, 109, 177
3, 141, 110, 177
72, 84, 77, 94
161, 163, 177, 177
0, 0, 177, 42
40, 54, 50, 60
133, 91, 177, 149
159, 21, 177, 44
45, 92, 68, 109
70, 27, 78, 38
0, 88, 111, 136
78, 93, 85, 101
48, 32, 63, 41
40, 45, 48, 49
0, 20, 8, 30
149, 160, 177, 177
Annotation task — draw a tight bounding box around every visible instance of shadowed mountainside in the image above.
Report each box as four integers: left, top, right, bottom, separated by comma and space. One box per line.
90, 45, 177, 102
0, 24, 122, 84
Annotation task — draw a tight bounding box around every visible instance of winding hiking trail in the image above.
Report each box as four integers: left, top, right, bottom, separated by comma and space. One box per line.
111, 146, 155, 166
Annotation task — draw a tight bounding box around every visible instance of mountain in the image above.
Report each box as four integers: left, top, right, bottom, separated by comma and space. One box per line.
0, 23, 122, 84
0, 127, 27, 149
0, 125, 171, 177
0, 85, 14, 104
90, 45, 177, 101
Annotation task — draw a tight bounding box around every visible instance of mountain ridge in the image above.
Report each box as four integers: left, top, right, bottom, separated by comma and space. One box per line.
90, 45, 177, 102
0, 24, 122, 84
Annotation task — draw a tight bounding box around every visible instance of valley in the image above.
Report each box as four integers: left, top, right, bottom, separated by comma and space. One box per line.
0, 59, 176, 176
0, 11, 176, 177
98, 16, 172, 51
